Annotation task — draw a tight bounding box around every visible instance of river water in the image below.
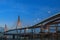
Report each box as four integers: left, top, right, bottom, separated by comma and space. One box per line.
0, 38, 60, 40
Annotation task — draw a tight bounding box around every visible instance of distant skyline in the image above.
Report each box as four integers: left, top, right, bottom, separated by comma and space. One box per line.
0, 0, 60, 29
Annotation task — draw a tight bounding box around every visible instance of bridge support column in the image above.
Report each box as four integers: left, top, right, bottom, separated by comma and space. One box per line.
13, 35, 15, 39
56, 24, 58, 40
40, 24, 43, 40
24, 29, 26, 40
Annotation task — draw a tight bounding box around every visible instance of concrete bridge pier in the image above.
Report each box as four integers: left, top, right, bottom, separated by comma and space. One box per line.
13, 35, 15, 40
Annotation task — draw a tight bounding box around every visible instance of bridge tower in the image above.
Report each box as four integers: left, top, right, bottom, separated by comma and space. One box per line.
16, 16, 21, 39
4, 24, 8, 39
16, 16, 21, 29
4, 24, 8, 32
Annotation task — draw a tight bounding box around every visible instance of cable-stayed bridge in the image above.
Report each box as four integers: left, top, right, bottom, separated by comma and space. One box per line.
0, 13, 60, 40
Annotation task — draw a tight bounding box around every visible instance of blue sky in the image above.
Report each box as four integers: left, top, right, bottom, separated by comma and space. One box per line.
0, 0, 60, 29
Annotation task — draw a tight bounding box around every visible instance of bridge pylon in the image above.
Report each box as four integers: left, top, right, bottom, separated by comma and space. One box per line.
4, 24, 8, 32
